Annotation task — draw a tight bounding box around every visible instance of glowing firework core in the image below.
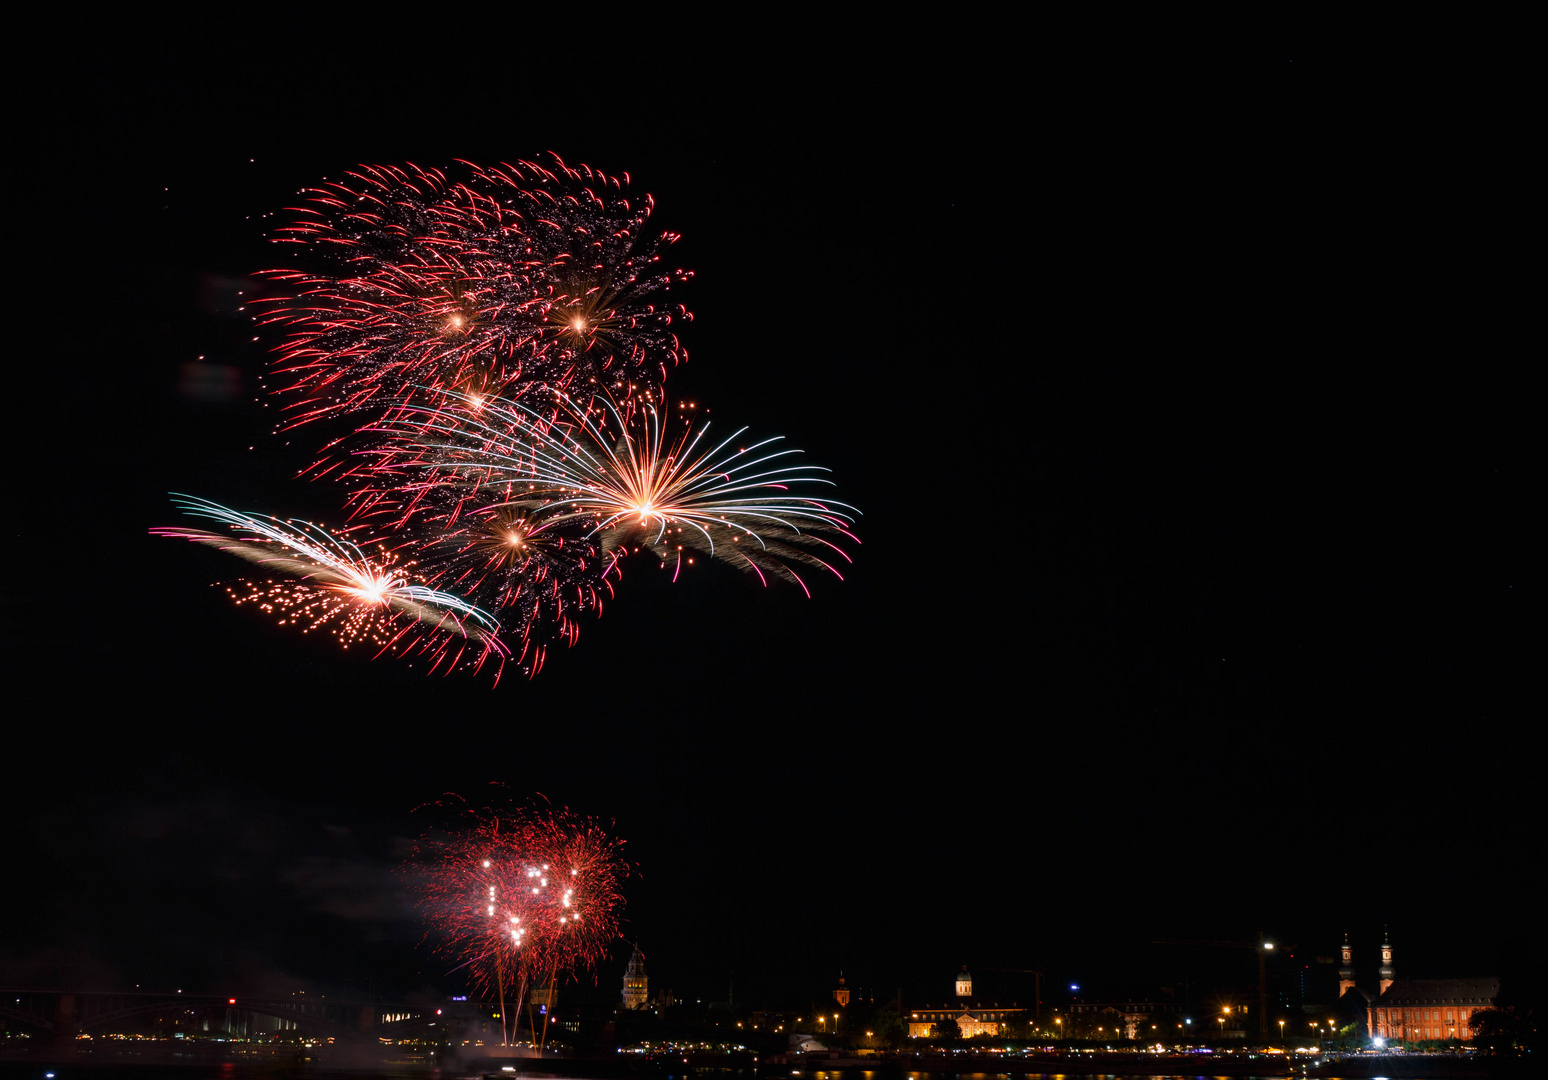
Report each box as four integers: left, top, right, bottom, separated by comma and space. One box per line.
341, 569, 398, 605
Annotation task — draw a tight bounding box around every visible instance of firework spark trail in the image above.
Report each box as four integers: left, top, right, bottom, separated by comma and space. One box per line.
411, 507, 624, 677
161, 158, 856, 679
324, 467, 628, 675
151, 495, 510, 679
407, 797, 629, 1041
249, 157, 692, 433
363, 389, 860, 592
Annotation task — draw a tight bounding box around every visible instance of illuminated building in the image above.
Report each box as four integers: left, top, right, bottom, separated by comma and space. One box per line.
1369, 978, 1498, 1043
1332, 931, 1375, 1036
833, 971, 850, 1007
907, 967, 1027, 1039
1067, 987, 1182, 1040
1339, 931, 1356, 998
1348, 933, 1498, 1044
622, 945, 648, 1010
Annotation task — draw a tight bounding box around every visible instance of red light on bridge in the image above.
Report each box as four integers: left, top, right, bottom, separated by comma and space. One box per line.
228, 999, 236, 1005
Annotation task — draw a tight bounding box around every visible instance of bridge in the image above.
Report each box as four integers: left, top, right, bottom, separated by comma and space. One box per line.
0, 988, 440, 1044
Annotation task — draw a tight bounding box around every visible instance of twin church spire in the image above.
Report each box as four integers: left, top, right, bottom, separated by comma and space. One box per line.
1340, 927, 1395, 997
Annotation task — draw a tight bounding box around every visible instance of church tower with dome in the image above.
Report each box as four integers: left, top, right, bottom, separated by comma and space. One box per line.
622, 944, 648, 1009
1339, 931, 1356, 997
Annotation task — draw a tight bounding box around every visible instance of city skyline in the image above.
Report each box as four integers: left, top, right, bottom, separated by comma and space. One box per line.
5, 22, 1530, 1024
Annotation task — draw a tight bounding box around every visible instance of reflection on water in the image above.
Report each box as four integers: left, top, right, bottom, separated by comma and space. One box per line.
806, 1073, 1305, 1080
0, 1073, 1462, 1080
0, 1062, 1472, 1080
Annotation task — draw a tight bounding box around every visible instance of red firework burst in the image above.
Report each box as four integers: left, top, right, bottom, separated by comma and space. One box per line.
158, 158, 853, 683
407, 796, 629, 1045
251, 156, 692, 432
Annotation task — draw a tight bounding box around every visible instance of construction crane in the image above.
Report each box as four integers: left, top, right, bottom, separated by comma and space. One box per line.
1151, 933, 1288, 1041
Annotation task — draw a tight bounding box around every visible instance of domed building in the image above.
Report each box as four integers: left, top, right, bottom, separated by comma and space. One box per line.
621, 944, 649, 1010
907, 966, 1028, 1039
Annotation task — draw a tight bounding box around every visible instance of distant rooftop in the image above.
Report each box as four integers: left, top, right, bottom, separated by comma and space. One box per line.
1375, 977, 1499, 1006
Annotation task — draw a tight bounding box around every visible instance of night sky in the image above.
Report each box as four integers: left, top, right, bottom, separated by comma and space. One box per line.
7, 26, 1532, 1017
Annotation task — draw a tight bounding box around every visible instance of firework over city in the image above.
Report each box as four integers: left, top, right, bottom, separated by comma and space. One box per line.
8, 25, 1535, 1076
152, 157, 858, 679
406, 795, 629, 1046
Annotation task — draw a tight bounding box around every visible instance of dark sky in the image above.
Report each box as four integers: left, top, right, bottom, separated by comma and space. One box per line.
6, 26, 1532, 1015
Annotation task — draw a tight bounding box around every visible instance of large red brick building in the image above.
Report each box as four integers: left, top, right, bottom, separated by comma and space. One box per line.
1369, 977, 1499, 1044
1352, 932, 1498, 1044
